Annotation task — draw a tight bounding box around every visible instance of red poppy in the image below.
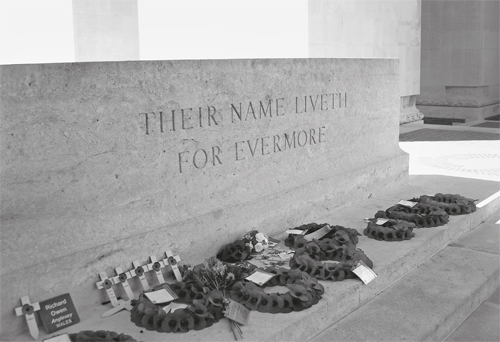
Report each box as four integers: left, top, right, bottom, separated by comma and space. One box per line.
245, 290, 262, 310
383, 228, 396, 241
153, 309, 167, 331
208, 290, 224, 307
280, 293, 293, 313
257, 293, 273, 313
161, 312, 180, 333
176, 311, 195, 333
187, 299, 211, 318
287, 284, 313, 302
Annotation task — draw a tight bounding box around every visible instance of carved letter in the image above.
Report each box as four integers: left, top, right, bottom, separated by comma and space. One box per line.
321, 94, 328, 111
261, 136, 270, 155
319, 126, 326, 143
276, 98, 285, 116
235, 141, 246, 161
297, 130, 308, 147
181, 108, 194, 130
207, 106, 219, 126
139, 112, 152, 135
295, 97, 304, 114
273, 135, 282, 153
284, 132, 296, 150
260, 100, 273, 118
178, 150, 190, 173
247, 139, 259, 157
309, 128, 317, 144
193, 149, 208, 169
212, 145, 222, 166
162, 110, 176, 131
309, 95, 319, 112
245, 102, 257, 120
231, 103, 243, 123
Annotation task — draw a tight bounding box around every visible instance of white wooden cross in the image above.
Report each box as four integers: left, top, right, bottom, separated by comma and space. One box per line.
164, 250, 182, 282
96, 271, 118, 307
111, 267, 135, 301
127, 260, 151, 291
147, 255, 166, 285
14, 296, 40, 340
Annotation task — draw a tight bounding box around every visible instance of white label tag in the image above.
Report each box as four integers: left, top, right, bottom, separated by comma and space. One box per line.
43, 334, 71, 342
285, 229, 305, 235
375, 218, 389, 225
245, 269, 275, 286
162, 302, 188, 313
144, 289, 177, 304
352, 260, 377, 285
303, 225, 332, 241
397, 200, 418, 208
224, 301, 250, 325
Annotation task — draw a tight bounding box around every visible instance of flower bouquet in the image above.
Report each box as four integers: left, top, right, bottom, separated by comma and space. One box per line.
243, 230, 270, 253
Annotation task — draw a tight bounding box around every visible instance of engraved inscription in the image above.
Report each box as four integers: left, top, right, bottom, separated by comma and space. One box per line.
139, 92, 347, 173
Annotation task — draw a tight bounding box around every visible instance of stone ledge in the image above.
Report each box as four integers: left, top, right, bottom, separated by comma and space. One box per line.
310, 237, 499, 341
13, 175, 497, 342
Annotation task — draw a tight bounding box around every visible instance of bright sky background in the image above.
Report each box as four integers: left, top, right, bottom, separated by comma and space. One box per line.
0, 0, 308, 65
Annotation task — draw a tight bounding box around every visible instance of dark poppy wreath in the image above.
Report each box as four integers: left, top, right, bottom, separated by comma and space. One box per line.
284, 224, 374, 281
228, 268, 324, 313
364, 192, 477, 241
68, 330, 137, 342
130, 283, 225, 333
363, 219, 416, 242
129, 268, 324, 333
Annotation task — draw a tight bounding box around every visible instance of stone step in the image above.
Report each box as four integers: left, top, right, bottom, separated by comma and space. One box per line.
309, 215, 499, 342
38, 175, 500, 342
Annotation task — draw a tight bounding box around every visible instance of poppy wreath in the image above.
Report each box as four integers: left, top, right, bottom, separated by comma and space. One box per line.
68, 330, 137, 342
129, 283, 225, 333
363, 219, 416, 241
375, 206, 449, 228
411, 193, 477, 215
228, 267, 324, 313
284, 223, 361, 249
287, 234, 374, 280
216, 239, 252, 263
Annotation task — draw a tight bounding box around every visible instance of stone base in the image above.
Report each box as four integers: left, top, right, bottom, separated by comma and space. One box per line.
400, 95, 424, 125
417, 101, 500, 124
10, 175, 498, 342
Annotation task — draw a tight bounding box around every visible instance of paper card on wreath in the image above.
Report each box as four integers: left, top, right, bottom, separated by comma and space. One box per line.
284, 229, 304, 235
397, 200, 418, 208
375, 218, 389, 225
39, 293, 80, 334
303, 225, 332, 241
144, 288, 177, 304
245, 269, 275, 286
352, 260, 377, 285
224, 301, 250, 325
43, 333, 71, 342
162, 302, 188, 313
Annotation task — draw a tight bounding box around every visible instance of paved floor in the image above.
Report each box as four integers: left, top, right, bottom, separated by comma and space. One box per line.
399, 119, 500, 342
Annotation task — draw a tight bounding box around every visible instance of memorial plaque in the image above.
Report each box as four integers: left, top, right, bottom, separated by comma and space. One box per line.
1, 59, 407, 340
38, 294, 80, 333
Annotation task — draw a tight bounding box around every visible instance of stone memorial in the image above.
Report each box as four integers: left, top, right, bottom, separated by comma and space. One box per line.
0, 58, 408, 340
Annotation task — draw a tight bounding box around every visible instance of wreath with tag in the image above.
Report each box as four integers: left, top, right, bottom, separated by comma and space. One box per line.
364, 193, 477, 241
228, 268, 324, 313
284, 224, 374, 281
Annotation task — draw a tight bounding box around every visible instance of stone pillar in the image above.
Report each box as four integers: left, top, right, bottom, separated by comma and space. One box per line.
418, 0, 500, 124
309, 0, 423, 124
72, 0, 140, 62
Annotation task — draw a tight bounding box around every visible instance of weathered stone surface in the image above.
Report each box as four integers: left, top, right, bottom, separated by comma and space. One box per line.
0, 58, 407, 340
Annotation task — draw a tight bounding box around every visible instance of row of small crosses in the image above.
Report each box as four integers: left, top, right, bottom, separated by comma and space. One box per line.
96, 251, 182, 307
